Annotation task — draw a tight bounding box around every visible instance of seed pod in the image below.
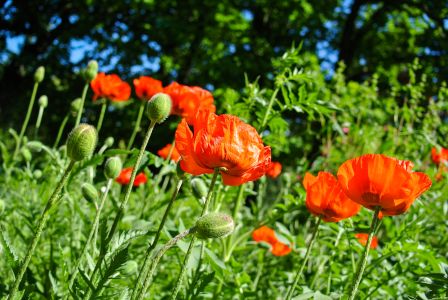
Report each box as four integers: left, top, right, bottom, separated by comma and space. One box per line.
121, 260, 138, 275
34, 66, 45, 83
0, 199, 5, 215
70, 98, 82, 116
146, 93, 172, 124
104, 156, 122, 179
38, 95, 48, 108
66, 124, 97, 161
195, 213, 235, 239
191, 178, 208, 199
81, 183, 98, 203
83, 60, 98, 82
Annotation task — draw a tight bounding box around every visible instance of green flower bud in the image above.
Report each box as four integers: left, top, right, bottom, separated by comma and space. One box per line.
146, 93, 172, 124
71, 98, 82, 116
66, 124, 97, 161
21, 148, 32, 162
121, 260, 138, 275
81, 183, 98, 203
104, 156, 122, 179
38, 95, 48, 108
191, 178, 208, 199
27, 141, 44, 152
33, 170, 43, 179
83, 60, 98, 82
195, 213, 234, 239
0, 199, 4, 215
104, 137, 114, 147
34, 66, 45, 83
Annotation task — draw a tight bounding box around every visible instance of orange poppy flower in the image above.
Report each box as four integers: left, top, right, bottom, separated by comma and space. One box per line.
157, 143, 181, 162
91, 73, 131, 102
266, 161, 282, 178
303, 172, 361, 222
175, 110, 271, 186
252, 226, 292, 256
355, 233, 378, 249
164, 82, 215, 124
115, 167, 148, 187
337, 154, 432, 216
133, 76, 163, 100
431, 147, 448, 165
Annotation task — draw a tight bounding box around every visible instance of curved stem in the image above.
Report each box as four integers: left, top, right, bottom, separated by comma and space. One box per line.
96, 101, 107, 135
53, 114, 70, 148
34, 106, 45, 138
136, 228, 194, 300
67, 179, 113, 292
14, 82, 39, 159
75, 83, 90, 127
285, 217, 322, 300
8, 160, 75, 300
169, 169, 220, 300
131, 178, 184, 300
259, 88, 279, 133
127, 101, 146, 150
87, 120, 157, 298
347, 207, 381, 300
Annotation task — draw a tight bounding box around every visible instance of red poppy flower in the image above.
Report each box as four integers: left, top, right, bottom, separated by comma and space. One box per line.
115, 167, 148, 187
355, 233, 378, 249
266, 161, 282, 178
164, 82, 215, 124
303, 172, 361, 222
91, 73, 131, 102
175, 110, 271, 186
133, 76, 163, 100
337, 154, 432, 216
431, 147, 448, 165
252, 226, 292, 257
157, 143, 181, 162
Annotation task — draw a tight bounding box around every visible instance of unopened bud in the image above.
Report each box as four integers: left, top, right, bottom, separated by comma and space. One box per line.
83, 60, 98, 82
0, 199, 4, 215
27, 141, 43, 152
38, 95, 48, 108
146, 93, 172, 124
34, 66, 45, 83
70, 98, 82, 116
195, 213, 234, 239
33, 170, 42, 179
104, 156, 122, 179
21, 148, 32, 162
104, 137, 114, 147
66, 124, 97, 161
191, 178, 208, 199
81, 183, 98, 203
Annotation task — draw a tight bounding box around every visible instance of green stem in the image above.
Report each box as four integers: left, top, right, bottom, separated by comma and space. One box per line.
223, 185, 245, 262
127, 101, 146, 150
136, 228, 194, 300
285, 217, 322, 300
34, 106, 45, 138
347, 207, 381, 300
67, 179, 113, 292
96, 101, 107, 135
53, 114, 70, 148
169, 169, 220, 300
259, 88, 279, 132
75, 83, 89, 127
8, 160, 75, 300
14, 82, 39, 159
131, 177, 184, 300
87, 120, 157, 298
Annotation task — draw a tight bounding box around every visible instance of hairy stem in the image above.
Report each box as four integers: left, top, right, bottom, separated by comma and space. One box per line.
53, 114, 70, 148
96, 101, 107, 135
75, 83, 90, 127
127, 101, 146, 150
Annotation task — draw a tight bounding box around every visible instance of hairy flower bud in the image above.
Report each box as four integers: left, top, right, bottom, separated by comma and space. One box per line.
191, 178, 208, 199
104, 137, 114, 147
38, 95, 48, 108
104, 156, 122, 179
83, 60, 98, 82
81, 183, 98, 203
146, 93, 172, 124
66, 124, 97, 161
34, 66, 45, 83
195, 213, 235, 239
